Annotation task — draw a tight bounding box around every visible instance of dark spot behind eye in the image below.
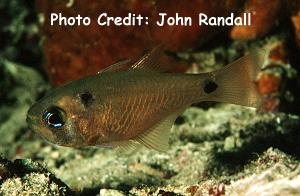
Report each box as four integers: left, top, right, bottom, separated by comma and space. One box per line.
79, 91, 94, 107
203, 80, 218, 94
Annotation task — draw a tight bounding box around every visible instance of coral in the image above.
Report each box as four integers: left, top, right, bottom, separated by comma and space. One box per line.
230, 0, 281, 40
257, 42, 296, 112
36, 0, 240, 85
290, 0, 300, 48
36, 0, 300, 87
36, 0, 300, 112
292, 15, 300, 48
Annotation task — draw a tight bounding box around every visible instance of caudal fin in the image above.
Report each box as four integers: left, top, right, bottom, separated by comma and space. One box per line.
206, 50, 267, 108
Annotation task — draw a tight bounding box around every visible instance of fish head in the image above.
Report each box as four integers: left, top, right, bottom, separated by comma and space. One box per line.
27, 86, 87, 148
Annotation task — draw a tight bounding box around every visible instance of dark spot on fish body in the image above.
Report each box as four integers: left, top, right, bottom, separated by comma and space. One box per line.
203, 79, 218, 94
78, 91, 94, 107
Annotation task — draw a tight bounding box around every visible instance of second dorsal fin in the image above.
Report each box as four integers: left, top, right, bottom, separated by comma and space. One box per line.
98, 45, 167, 74
131, 45, 167, 71
97, 59, 132, 74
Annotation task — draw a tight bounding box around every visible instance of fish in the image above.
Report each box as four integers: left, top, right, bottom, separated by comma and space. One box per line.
26, 46, 266, 152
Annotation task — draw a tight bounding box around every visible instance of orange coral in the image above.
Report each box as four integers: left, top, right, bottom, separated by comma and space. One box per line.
292, 15, 300, 48
258, 73, 281, 95
37, 0, 299, 90
230, 0, 281, 40
37, 0, 240, 85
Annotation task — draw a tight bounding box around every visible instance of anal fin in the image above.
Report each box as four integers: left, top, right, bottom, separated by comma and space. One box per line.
109, 139, 141, 154
135, 110, 184, 152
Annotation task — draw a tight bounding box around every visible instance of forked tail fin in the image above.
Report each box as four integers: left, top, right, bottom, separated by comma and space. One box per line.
205, 50, 267, 108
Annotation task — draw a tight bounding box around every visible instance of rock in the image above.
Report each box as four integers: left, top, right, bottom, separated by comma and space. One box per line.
0, 157, 71, 195
9, 105, 298, 195
99, 189, 125, 196
227, 148, 300, 195
0, 60, 48, 158
0, 0, 41, 66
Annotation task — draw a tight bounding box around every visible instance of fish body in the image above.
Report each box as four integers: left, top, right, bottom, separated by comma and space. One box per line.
27, 47, 266, 152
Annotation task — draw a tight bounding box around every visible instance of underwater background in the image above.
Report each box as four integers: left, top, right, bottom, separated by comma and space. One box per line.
1, 0, 300, 195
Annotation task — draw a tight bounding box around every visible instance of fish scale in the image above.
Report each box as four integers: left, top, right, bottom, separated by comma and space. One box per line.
99, 73, 201, 141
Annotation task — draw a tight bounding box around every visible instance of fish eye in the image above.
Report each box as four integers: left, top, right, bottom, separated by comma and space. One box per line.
42, 106, 66, 128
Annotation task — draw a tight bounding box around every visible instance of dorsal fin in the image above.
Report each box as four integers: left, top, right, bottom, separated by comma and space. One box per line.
98, 45, 167, 73
131, 45, 167, 72
97, 59, 132, 74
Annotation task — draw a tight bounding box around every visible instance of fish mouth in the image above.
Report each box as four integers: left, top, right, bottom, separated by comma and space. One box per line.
26, 114, 34, 125
26, 114, 39, 130
27, 103, 37, 117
